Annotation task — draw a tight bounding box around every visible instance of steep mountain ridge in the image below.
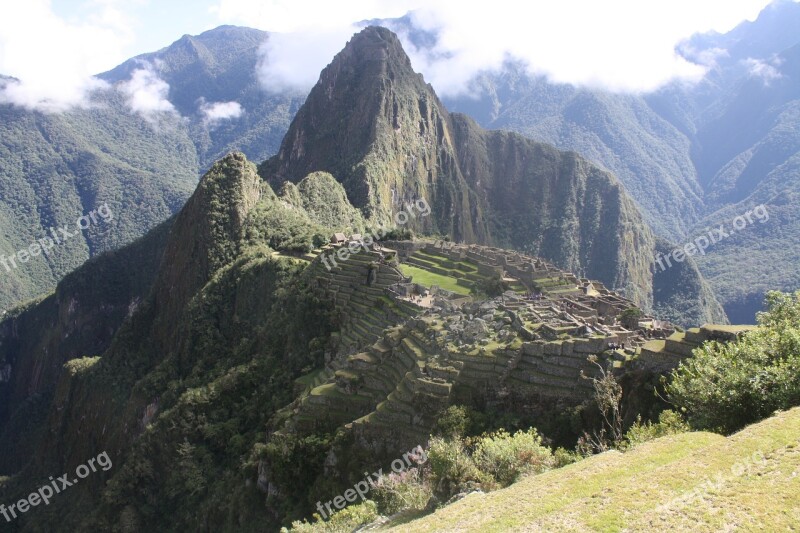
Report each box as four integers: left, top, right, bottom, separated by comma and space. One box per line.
260, 26, 724, 323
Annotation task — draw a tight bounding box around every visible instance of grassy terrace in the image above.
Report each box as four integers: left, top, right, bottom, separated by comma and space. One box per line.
415, 250, 479, 273
399, 264, 472, 295
295, 368, 327, 388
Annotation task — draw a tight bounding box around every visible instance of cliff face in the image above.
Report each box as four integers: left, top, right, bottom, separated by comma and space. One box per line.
260, 26, 723, 321
0, 221, 172, 473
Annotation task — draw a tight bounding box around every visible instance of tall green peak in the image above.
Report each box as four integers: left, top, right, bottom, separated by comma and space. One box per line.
151, 152, 263, 343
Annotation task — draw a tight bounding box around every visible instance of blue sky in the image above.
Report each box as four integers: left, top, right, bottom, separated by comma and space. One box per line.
0, 0, 787, 111
51, 1, 220, 58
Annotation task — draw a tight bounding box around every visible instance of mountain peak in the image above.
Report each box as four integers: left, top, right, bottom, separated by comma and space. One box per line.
339, 25, 412, 66
260, 26, 442, 219
314, 25, 420, 101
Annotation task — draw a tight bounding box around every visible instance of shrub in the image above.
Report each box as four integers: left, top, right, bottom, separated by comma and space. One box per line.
371, 468, 432, 515
552, 447, 581, 468
284, 501, 379, 532
622, 410, 690, 449
667, 291, 800, 433
472, 429, 554, 486
427, 436, 493, 501
434, 405, 469, 438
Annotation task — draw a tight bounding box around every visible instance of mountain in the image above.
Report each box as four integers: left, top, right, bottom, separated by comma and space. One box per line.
378, 1, 800, 323
260, 26, 724, 325
3, 2, 798, 325
442, 65, 704, 240
99, 25, 306, 170
0, 26, 305, 314
0, 90, 197, 314
650, 2, 800, 323
0, 27, 733, 532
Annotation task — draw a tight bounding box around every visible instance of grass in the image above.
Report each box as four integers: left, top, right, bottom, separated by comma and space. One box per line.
398, 264, 472, 295
295, 368, 327, 387
385, 407, 800, 532
702, 324, 758, 335
639, 339, 667, 352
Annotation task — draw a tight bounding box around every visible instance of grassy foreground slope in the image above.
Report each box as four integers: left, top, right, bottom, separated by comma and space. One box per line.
388, 407, 800, 532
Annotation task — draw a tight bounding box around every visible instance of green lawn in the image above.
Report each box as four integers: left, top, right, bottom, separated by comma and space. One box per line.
399, 264, 472, 295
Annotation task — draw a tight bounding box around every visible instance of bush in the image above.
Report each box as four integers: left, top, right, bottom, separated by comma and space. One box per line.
472, 429, 555, 486
667, 291, 800, 433
622, 410, 690, 449
427, 436, 493, 501
371, 468, 432, 515
552, 447, 581, 468
284, 501, 379, 532
434, 405, 469, 438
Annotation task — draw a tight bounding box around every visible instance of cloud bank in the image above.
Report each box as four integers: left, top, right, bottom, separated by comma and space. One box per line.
0, 0, 134, 111
214, 0, 774, 95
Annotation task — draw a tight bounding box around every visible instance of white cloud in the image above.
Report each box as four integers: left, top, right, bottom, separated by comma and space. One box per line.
119, 62, 176, 121
743, 57, 783, 83
677, 45, 731, 68
256, 27, 359, 92
199, 99, 243, 124
0, 0, 135, 111
213, 0, 773, 95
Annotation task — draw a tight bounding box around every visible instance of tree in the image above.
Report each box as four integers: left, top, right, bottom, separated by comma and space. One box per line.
578, 355, 624, 453
667, 291, 800, 433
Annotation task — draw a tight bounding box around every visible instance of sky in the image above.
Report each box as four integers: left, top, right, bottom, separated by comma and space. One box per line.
0, 0, 786, 112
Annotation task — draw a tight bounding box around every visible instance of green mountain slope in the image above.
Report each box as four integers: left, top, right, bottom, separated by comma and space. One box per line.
651, 3, 800, 322
0, 217, 173, 472
0, 91, 197, 314
387, 406, 800, 532
0, 25, 305, 314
